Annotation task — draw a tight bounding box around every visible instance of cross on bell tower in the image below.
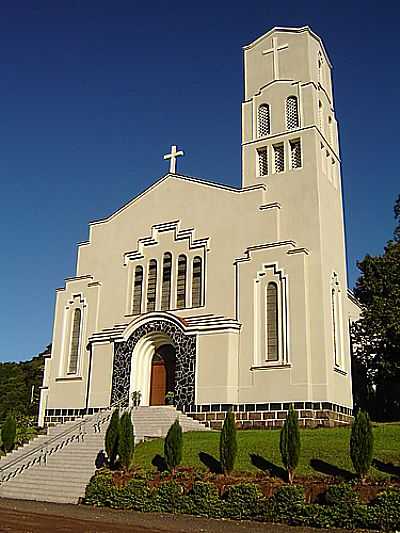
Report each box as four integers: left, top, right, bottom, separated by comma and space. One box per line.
262, 37, 289, 80
163, 145, 184, 174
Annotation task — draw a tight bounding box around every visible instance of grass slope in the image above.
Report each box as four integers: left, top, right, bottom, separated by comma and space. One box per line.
134, 423, 400, 480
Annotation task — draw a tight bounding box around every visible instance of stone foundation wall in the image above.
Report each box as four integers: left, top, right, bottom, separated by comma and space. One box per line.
185, 401, 352, 429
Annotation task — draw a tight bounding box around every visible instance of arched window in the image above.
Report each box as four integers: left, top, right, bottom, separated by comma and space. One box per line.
331, 273, 342, 368
146, 259, 157, 312
192, 256, 203, 307
132, 265, 144, 315
266, 282, 279, 361
161, 252, 172, 310
176, 254, 187, 309
286, 96, 299, 130
257, 104, 270, 137
68, 308, 82, 374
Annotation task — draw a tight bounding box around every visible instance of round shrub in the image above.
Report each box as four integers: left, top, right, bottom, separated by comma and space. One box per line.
325, 483, 360, 506
223, 483, 263, 519
84, 470, 114, 506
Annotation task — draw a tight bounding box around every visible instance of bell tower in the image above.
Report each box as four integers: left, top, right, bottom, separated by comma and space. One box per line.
241, 26, 353, 408
242, 26, 339, 187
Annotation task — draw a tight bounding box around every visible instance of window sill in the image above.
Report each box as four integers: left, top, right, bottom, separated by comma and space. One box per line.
333, 367, 347, 376
55, 375, 83, 382
250, 363, 291, 371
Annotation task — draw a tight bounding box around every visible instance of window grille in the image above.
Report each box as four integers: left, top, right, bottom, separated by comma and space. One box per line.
290, 139, 302, 169
132, 265, 143, 315
258, 148, 268, 176
68, 308, 81, 374
146, 259, 157, 312
286, 96, 299, 130
273, 143, 284, 173
161, 253, 172, 311
257, 104, 270, 137
176, 254, 187, 309
266, 282, 279, 361
192, 256, 203, 307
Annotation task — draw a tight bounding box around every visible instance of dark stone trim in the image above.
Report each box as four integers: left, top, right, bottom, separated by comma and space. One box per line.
111, 319, 196, 410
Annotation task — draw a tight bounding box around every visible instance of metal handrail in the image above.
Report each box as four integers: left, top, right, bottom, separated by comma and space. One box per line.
0, 393, 131, 484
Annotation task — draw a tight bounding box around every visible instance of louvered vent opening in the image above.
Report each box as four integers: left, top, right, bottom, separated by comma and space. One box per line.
274, 144, 285, 173
286, 96, 299, 130
266, 283, 279, 361
192, 256, 203, 307
258, 104, 270, 137
258, 148, 268, 176
68, 308, 81, 374
176, 255, 187, 309
290, 139, 302, 169
132, 265, 144, 315
146, 259, 157, 312
161, 253, 172, 310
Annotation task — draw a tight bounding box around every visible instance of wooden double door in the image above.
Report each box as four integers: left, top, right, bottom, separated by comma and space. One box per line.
149, 344, 176, 406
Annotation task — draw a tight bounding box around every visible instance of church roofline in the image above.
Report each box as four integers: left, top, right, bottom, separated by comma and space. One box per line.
243, 26, 333, 68
87, 173, 266, 227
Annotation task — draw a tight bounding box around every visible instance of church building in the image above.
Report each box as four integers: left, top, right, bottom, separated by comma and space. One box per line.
39, 26, 360, 429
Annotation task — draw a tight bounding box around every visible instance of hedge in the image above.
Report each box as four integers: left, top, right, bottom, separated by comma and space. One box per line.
84, 472, 400, 531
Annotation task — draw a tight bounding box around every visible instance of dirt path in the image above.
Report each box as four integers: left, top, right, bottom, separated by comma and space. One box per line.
0, 498, 352, 532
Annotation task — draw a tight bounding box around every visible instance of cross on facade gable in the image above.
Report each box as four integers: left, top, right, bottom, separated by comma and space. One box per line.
163, 145, 184, 174
262, 37, 289, 80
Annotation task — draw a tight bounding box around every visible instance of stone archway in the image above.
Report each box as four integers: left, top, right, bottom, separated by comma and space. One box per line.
111, 319, 196, 410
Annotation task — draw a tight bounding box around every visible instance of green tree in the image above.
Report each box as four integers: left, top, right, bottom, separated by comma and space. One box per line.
280, 404, 301, 484
1, 413, 17, 452
219, 410, 237, 475
352, 236, 400, 420
350, 410, 374, 482
118, 411, 135, 471
394, 193, 400, 242
105, 408, 120, 468
164, 418, 183, 473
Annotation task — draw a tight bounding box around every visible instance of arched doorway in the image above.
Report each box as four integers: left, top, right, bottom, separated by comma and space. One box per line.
111, 317, 196, 409
149, 344, 176, 405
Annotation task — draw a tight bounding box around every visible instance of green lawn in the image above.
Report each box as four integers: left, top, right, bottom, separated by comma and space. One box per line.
133, 423, 400, 480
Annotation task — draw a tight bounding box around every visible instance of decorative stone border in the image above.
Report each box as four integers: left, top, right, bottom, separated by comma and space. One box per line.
111, 319, 197, 410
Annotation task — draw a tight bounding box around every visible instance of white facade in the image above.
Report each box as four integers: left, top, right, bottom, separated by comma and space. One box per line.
39, 27, 359, 429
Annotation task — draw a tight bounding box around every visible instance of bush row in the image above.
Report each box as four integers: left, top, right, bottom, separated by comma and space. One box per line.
84, 472, 400, 531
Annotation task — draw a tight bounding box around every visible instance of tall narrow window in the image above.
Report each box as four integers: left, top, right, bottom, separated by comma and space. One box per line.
132, 265, 144, 315
319, 100, 323, 130
331, 273, 342, 368
68, 308, 82, 374
176, 254, 187, 309
257, 104, 270, 137
286, 96, 299, 130
192, 256, 203, 307
257, 148, 268, 176
266, 283, 279, 361
146, 259, 157, 312
273, 143, 284, 173
290, 139, 302, 169
331, 288, 338, 366
161, 252, 172, 310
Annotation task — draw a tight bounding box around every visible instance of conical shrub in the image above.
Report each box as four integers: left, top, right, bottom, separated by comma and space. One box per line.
1, 413, 17, 453
350, 410, 374, 481
164, 418, 183, 473
118, 410, 135, 471
105, 408, 120, 468
280, 404, 301, 484
220, 410, 237, 475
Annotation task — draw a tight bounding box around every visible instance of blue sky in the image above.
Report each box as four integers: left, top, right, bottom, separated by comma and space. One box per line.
1, 1, 398, 362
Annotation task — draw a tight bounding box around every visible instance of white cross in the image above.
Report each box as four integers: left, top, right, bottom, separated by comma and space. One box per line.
163, 145, 184, 174
262, 37, 289, 80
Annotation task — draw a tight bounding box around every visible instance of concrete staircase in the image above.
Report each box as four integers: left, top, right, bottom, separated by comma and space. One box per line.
0, 406, 208, 504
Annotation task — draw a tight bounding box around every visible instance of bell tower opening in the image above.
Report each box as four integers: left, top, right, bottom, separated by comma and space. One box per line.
149, 344, 176, 406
